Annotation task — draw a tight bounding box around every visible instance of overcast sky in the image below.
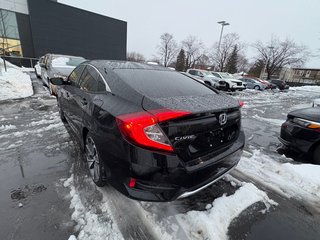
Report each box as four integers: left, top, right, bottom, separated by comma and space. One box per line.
60, 0, 320, 67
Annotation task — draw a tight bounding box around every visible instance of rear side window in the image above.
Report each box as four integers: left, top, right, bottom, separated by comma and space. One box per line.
96, 75, 106, 92
114, 69, 216, 98
68, 65, 85, 87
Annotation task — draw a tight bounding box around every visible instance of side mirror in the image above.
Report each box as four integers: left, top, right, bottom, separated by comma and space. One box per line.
50, 78, 65, 86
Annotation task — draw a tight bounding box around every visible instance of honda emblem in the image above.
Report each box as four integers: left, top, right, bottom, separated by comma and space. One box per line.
219, 113, 227, 125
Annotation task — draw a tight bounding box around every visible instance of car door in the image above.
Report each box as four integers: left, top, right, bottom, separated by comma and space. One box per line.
79, 65, 110, 138
75, 65, 104, 137
60, 64, 86, 137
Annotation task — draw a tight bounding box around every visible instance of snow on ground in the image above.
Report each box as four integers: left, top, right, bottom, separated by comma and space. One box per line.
63, 174, 123, 240
140, 182, 276, 240
252, 114, 285, 126
0, 124, 17, 131
0, 63, 33, 101
235, 149, 320, 210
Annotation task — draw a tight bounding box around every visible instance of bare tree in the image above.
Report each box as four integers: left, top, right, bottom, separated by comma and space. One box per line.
210, 33, 242, 72
127, 51, 146, 63
253, 37, 309, 79
237, 54, 249, 73
182, 35, 205, 69
157, 33, 178, 67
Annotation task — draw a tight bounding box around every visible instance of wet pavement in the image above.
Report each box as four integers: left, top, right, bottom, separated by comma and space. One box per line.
1, 75, 320, 240
0, 75, 75, 240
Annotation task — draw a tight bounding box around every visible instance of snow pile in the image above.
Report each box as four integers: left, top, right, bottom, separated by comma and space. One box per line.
140, 182, 276, 240
175, 183, 276, 240
236, 149, 320, 210
63, 174, 123, 240
0, 124, 17, 131
0, 66, 33, 101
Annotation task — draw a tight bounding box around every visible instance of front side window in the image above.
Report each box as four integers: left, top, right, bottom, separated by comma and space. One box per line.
68, 65, 85, 87
79, 65, 99, 92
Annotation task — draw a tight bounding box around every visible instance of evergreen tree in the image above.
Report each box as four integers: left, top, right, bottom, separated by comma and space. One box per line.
175, 49, 186, 71
225, 45, 238, 73
248, 59, 265, 77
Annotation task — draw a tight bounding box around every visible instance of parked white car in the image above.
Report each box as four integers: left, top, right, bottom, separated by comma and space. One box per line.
34, 56, 44, 78
211, 72, 246, 91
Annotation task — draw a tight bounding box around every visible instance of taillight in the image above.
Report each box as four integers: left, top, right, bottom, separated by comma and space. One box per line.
116, 109, 190, 152
239, 100, 245, 107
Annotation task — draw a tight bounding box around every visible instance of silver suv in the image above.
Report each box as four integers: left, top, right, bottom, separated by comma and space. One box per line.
186, 69, 227, 90
40, 54, 86, 95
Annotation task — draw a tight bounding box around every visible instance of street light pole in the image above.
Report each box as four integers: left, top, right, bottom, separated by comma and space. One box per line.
216, 21, 230, 71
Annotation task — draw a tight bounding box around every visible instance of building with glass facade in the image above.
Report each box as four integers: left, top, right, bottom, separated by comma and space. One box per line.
0, 0, 127, 62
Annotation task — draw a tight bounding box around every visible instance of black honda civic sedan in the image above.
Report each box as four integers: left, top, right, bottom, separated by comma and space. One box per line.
51, 60, 245, 201
280, 107, 320, 163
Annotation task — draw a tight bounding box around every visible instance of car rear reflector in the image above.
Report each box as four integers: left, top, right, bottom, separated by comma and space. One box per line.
116, 109, 190, 152
239, 101, 245, 107
129, 178, 137, 188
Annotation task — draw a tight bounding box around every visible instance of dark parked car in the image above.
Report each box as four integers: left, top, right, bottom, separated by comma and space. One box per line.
270, 79, 289, 90
280, 108, 320, 163
51, 60, 245, 201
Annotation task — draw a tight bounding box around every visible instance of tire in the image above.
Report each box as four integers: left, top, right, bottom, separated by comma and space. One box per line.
57, 100, 67, 123
254, 85, 260, 90
85, 133, 106, 187
226, 83, 230, 91
34, 68, 40, 78
313, 145, 320, 164
47, 79, 53, 95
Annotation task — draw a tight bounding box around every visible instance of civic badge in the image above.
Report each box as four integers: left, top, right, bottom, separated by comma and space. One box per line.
219, 113, 227, 125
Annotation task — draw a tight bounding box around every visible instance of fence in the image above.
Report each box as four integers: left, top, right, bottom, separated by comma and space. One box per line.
1, 56, 39, 68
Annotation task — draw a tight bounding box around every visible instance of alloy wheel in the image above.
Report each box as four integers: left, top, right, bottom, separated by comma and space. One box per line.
85, 136, 101, 182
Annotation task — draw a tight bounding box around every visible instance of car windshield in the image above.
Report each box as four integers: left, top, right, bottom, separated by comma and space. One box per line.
51, 56, 85, 67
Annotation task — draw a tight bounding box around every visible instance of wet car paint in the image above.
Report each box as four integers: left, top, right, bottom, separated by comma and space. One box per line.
1, 75, 320, 240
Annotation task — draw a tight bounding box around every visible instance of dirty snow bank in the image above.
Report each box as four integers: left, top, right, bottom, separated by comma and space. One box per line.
63, 174, 123, 240
0, 65, 33, 101
175, 183, 276, 240
290, 86, 320, 93
236, 149, 320, 210
140, 182, 276, 240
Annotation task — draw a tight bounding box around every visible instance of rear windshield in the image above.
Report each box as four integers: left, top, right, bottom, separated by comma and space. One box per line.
51, 56, 85, 67
114, 69, 216, 98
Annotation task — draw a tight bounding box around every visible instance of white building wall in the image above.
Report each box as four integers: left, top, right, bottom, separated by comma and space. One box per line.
0, 0, 29, 15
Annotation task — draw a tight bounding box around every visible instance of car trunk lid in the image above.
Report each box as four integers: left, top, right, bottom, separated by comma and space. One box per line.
143, 94, 241, 165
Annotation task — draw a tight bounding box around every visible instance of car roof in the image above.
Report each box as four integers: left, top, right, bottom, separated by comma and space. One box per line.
47, 53, 85, 59
89, 60, 171, 71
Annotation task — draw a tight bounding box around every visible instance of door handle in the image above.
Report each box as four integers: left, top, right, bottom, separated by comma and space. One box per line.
81, 98, 88, 106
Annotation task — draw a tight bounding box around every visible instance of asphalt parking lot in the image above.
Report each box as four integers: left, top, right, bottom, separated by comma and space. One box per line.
1, 74, 320, 240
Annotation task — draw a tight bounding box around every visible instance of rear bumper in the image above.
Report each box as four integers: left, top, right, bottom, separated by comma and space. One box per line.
120, 131, 245, 202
